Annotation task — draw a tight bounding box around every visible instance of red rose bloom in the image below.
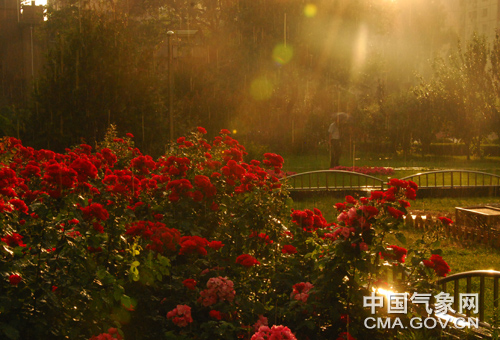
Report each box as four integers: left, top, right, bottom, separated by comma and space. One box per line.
438, 217, 453, 226
236, 254, 260, 267
405, 187, 417, 200
2, 233, 26, 247
387, 206, 405, 219
281, 245, 297, 254
9, 274, 22, 286
381, 245, 407, 263
423, 254, 451, 277
179, 236, 209, 256
183, 278, 197, 290
208, 240, 224, 250
209, 310, 223, 320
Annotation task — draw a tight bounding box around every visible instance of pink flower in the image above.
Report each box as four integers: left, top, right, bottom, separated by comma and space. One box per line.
291, 282, 314, 303
166, 305, 193, 327
251, 325, 297, 340
253, 314, 268, 332
198, 276, 236, 306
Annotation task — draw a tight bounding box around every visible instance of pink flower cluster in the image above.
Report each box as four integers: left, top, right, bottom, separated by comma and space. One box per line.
291, 282, 314, 303
253, 314, 269, 332
198, 276, 236, 307
166, 304, 193, 327
251, 325, 297, 340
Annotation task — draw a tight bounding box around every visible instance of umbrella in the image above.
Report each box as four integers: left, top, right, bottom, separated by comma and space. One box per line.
331, 112, 350, 123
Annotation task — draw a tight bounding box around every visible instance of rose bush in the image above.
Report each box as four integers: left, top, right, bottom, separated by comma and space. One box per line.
0, 126, 450, 339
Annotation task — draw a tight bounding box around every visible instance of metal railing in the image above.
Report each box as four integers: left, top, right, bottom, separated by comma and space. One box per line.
283, 170, 385, 191
282, 170, 500, 194
437, 270, 500, 323
400, 170, 500, 189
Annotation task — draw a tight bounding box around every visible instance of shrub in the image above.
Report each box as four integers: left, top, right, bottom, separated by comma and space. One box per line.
0, 127, 450, 340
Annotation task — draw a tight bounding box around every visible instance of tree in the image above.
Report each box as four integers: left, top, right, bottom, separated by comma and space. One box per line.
24, 2, 170, 155
420, 34, 495, 160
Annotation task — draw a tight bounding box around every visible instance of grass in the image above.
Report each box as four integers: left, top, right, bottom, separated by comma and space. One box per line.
282, 151, 500, 176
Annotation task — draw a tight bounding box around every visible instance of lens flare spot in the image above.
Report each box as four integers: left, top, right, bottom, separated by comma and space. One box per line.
232, 129, 237, 134
304, 4, 317, 17
250, 76, 274, 100
272, 44, 293, 65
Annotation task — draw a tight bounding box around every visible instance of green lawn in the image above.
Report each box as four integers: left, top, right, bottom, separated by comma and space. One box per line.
282, 152, 500, 176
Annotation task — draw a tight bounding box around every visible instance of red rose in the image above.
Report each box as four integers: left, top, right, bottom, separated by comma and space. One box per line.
423, 254, 451, 277
182, 278, 197, 290
381, 245, 407, 263
387, 206, 405, 219
236, 254, 260, 267
438, 217, 453, 226
281, 245, 297, 254
405, 187, 417, 200
197, 127, 207, 134
9, 274, 22, 286
345, 195, 356, 204
1, 233, 26, 247
208, 241, 224, 251
209, 310, 223, 320
335, 203, 346, 211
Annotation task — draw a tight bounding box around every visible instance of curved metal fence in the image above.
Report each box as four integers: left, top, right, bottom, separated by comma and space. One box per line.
283, 170, 385, 192
400, 170, 500, 189
437, 270, 500, 323
282, 169, 500, 196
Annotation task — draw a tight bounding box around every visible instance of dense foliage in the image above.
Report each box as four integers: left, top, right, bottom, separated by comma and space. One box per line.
0, 128, 453, 339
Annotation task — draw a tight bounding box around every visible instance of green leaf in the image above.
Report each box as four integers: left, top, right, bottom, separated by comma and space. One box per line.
395, 232, 407, 245
0, 323, 19, 340
120, 295, 136, 311
431, 241, 441, 248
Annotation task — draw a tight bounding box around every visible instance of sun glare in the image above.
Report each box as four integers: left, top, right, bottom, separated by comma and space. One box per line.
22, 0, 47, 6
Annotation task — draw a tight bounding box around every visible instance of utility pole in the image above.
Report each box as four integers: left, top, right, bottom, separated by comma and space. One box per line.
167, 31, 175, 143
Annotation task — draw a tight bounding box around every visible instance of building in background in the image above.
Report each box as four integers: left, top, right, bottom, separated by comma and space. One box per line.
442, 0, 500, 42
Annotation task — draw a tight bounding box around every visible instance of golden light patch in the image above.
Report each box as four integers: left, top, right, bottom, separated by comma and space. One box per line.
250, 76, 274, 100
304, 4, 317, 18
272, 44, 293, 65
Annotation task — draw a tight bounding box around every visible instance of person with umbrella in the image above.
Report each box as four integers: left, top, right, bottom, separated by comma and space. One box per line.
328, 112, 348, 168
